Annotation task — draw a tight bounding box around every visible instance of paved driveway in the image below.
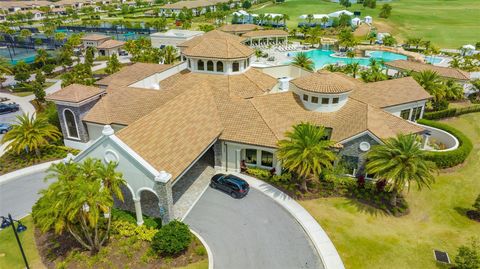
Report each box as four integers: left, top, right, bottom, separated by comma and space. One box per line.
0, 172, 49, 219
184, 187, 323, 269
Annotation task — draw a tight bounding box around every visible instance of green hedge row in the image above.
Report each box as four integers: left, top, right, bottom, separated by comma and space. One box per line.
417, 119, 473, 168
424, 105, 480, 120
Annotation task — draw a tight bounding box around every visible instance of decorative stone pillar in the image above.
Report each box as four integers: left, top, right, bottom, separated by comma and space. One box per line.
275, 159, 282, 176
133, 198, 144, 226
154, 171, 174, 224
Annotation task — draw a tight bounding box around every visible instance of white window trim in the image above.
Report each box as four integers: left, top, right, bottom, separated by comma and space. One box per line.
63, 108, 80, 140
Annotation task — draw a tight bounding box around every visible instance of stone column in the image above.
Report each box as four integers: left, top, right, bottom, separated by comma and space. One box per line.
213, 140, 224, 171
133, 198, 144, 226
154, 171, 174, 224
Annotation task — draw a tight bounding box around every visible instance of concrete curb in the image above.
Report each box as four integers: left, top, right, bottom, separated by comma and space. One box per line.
190, 229, 214, 269
233, 172, 346, 269
0, 160, 61, 186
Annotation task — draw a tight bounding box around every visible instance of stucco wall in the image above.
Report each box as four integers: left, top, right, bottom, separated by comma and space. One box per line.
384, 100, 427, 118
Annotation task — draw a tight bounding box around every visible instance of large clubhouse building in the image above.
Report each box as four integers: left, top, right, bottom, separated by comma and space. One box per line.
47, 30, 431, 225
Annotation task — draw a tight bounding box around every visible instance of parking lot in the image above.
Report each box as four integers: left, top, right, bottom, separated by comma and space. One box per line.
0, 109, 22, 141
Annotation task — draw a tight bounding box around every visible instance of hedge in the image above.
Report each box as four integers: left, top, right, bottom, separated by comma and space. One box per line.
417, 119, 473, 168
424, 105, 480, 120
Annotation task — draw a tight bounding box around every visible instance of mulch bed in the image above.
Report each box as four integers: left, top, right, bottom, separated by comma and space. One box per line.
34, 227, 207, 269
466, 210, 480, 222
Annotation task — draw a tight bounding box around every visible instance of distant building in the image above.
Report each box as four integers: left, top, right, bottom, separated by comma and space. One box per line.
150, 30, 204, 50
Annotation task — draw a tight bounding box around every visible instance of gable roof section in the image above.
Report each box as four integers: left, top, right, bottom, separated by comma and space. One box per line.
116, 85, 223, 181
179, 30, 253, 59
350, 77, 432, 108
218, 24, 263, 33
385, 60, 470, 81
97, 39, 125, 49
96, 63, 172, 87
242, 29, 289, 38
81, 34, 110, 41
366, 104, 424, 139
46, 84, 105, 103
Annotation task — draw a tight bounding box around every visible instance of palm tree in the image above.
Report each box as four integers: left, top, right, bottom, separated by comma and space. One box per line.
162, 45, 177, 64
449, 57, 461, 69
281, 14, 289, 27
1, 113, 61, 157
366, 134, 436, 207
292, 52, 315, 71
444, 79, 464, 100
413, 70, 445, 102
346, 62, 360, 78
277, 123, 336, 192
105, 53, 121, 74
306, 14, 314, 25
255, 48, 263, 60
33, 159, 126, 253
321, 16, 329, 28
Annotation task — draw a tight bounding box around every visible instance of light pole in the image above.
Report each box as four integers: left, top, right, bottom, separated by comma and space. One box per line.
0, 214, 29, 269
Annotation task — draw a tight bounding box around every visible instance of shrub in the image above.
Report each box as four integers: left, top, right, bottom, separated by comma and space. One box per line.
245, 167, 271, 180
151, 220, 192, 256
194, 246, 207, 256
454, 239, 480, 269
424, 105, 480, 120
111, 220, 158, 242
417, 119, 473, 168
111, 208, 162, 229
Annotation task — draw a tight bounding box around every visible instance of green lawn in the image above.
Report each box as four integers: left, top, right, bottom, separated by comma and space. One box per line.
300, 112, 480, 269
0, 216, 44, 269
253, 0, 480, 48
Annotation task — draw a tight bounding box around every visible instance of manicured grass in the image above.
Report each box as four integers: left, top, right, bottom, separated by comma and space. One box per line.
300, 112, 480, 269
177, 259, 209, 269
11, 91, 33, 97
0, 216, 44, 269
253, 0, 480, 48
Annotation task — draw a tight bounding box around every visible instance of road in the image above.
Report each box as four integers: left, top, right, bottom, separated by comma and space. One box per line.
184, 187, 323, 269
0, 172, 49, 219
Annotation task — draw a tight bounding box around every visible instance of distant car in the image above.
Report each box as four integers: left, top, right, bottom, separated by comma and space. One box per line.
210, 174, 250, 198
0, 103, 19, 114
0, 123, 12, 134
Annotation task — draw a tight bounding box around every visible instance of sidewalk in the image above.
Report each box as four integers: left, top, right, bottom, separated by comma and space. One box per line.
233, 172, 346, 269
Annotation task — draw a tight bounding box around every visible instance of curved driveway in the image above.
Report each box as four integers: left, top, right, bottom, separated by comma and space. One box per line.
184, 187, 323, 269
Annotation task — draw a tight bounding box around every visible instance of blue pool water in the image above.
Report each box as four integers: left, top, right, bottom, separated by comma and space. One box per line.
287, 49, 408, 69
425, 56, 443, 64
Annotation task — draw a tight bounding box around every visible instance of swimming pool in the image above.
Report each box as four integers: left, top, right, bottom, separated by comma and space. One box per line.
287, 49, 408, 69
425, 56, 443, 64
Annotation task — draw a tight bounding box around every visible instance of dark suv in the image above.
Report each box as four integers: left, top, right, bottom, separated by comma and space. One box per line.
0, 103, 20, 114
210, 174, 250, 198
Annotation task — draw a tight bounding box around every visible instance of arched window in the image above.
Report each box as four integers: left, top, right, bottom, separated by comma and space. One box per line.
198, 60, 204, 70
207, 60, 214, 71
216, 61, 224, 72
63, 109, 79, 139
232, 61, 239, 72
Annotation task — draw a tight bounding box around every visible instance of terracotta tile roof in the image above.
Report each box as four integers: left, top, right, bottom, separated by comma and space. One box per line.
81, 34, 110, 41
291, 71, 356, 94
249, 91, 424, 144
46, 84, 105, 103
85, 68, 275, 125
242, 29, 289, 38
179, 30, 253, 59
218, 24, 263, 33
350, 77, 432, 108
96, 63, 172, 87
162, 0, 214, 9
116, 85, 223, 181
97, 39, 125, 49
385, 60, 470, 81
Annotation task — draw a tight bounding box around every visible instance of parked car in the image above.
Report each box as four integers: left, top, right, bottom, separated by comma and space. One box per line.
0, 123, 12, 134
0, 103, 20, 114
210, 174, 250, 198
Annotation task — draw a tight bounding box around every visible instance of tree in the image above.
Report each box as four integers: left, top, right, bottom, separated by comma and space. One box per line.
339, 0, 352, 8
61, 63, 94, 87
454, 239, 480, 269
338, 28, 356, 49
0, 57, 12, 89
34, 49, 49, 68
162, 45, 177, 64
35, 69, 45, 86
366, 134, 436, 207
306, 14, 314, 24
13, 60, 31, 84
320, 16, 329, 28
1, 113, 61, 157
32, 159, 126, 253
306, 27, 322, 48
85, 47, 95, 67
338, 14, 351, 27
444, 79, 464, 101
105, 53, 121, 75
360, 58, 387, 82
57, 46, 74, 72
242, 0, 252, 9
413, 70, 445, 102
382, 35, 397, 46
292, 52, 315, 71
281, 13, 289, 27
277, 123, 336, 192
346, 62, 360, 78
379, 4, 392, 18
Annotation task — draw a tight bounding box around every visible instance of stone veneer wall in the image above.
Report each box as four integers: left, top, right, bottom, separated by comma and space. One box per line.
213, 140, 223, 170
57, 100, 99, 143
338, 134, 380, 176
154, 180, 174, 223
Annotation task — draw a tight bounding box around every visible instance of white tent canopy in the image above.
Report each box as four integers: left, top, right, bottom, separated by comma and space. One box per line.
462, 44, 476, 50
264, 13, 283, 18
299, 14, 329, 20
232, 9, 250, 16
328, 10, 354, 18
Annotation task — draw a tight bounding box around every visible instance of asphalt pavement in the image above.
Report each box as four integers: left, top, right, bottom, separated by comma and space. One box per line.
184, 187, 323, 269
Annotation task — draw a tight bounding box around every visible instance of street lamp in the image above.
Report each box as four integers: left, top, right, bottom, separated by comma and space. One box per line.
0, 214, 29, 269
